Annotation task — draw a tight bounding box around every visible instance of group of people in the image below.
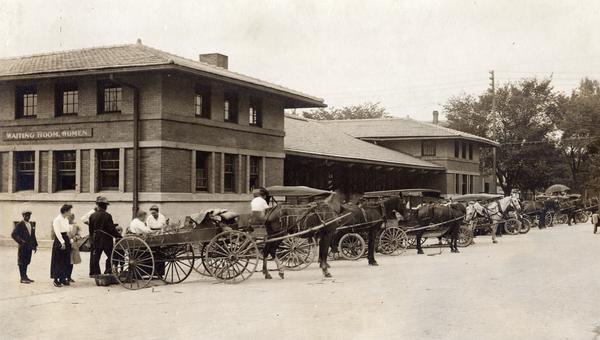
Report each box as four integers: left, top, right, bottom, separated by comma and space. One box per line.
11, 196, 169, 286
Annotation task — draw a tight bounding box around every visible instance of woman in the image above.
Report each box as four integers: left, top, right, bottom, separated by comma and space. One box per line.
50, 204, 73, 287
67, 213, 83, 283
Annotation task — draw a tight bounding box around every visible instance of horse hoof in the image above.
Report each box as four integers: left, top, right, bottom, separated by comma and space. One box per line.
278, 272, 284, 279
264, 273, 272, 280
417, 250, 424, 255
493, 240, 498, 244
323, 272, 332, 278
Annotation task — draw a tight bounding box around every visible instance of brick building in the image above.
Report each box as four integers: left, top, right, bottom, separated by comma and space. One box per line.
0, 42, 324, 240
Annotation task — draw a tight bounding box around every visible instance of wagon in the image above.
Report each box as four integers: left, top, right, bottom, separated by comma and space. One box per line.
452, 193, 526, 235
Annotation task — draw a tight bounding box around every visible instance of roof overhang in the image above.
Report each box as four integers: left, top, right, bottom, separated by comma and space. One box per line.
359, 136, 499, 147
285, 149, 445, 171
0, 64, 326, 109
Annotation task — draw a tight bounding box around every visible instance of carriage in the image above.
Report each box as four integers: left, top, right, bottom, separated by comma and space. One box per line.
109, 186, 348, 289
452, 193, 528, 235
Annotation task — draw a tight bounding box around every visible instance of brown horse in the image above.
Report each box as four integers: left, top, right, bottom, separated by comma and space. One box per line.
415, 203, 466, 254
262, 193, 344, 279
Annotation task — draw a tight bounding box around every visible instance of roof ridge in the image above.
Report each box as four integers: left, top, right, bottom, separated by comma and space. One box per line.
0, 43, 136, 61
320, 117, 409, 123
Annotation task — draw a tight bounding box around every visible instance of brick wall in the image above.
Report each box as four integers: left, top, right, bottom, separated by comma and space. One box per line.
0, 152, 7, 192
139, 148, 161, 192
0, 84, 14, 120
162, 72, 195, 117
80, 150, 90, 193
262, 97, 284, 131
161, 148, 191, 192
265, 157, 284, 187
125, 148, 134, 192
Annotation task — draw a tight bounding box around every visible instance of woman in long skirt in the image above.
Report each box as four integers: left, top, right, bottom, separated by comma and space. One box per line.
50, 204, 73, 287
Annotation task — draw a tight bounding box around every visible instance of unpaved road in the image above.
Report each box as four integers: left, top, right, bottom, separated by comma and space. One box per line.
1, 223, 599, 340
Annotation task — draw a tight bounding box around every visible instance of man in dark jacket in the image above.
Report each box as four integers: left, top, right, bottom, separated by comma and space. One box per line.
11, 210, 38, 283
88, 197, 122, 277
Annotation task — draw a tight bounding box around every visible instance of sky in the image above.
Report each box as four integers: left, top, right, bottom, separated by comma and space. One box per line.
1, 0, 600, 121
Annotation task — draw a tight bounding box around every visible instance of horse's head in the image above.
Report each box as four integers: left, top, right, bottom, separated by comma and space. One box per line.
510, 196, 522, 212
464, 201, 480, 222
381, 196, 406, 220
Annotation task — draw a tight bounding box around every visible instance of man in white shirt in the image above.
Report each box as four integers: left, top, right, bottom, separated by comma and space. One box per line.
129, 211, 155, 235
147, 205, 167, 231
250, 187, 270, 219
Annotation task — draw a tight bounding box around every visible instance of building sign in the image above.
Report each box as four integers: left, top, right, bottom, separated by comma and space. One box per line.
3, 128, 93, 141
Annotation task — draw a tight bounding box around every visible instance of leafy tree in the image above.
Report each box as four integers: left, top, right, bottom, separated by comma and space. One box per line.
302, 102, 391, 120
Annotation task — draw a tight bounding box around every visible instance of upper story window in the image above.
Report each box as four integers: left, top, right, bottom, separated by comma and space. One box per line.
97, 149, 119, 191
461, 142, 467, 159
99, 83, 122, 113
223, 92, 238, 123
224, 154, 236, 192
454, 140, 460, 158
195, 151, 209, 192
16, 86, 37, 119
15, 151, 35, 191
55, 83, 78, 116
55, 151, 76, 191
468, 143, 473, 160
195, 86, 211, 118
249, 98, 262, 126
421, 141, 436, 156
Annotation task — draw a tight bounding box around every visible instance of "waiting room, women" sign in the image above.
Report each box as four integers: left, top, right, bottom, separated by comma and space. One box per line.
3, 128, 93, 141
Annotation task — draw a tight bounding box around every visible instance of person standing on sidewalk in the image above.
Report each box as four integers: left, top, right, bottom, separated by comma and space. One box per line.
11, 210, 38, 284
51, 204, 73, 287
88, 197, 122, 277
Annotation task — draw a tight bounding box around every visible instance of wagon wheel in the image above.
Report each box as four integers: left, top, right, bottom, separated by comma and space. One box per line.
111, 236, 155, 290
378, 227, 408, 256
575, 211, 589, 224
158, 244, 195, 284
192, 243, 212, 277
338, 233, 365, 260
544, 212, 554, 227
276, 236, 316, 271
503, 218, 520, 235
519, 218, 531, 234
555, 213, 568, 225
204, 230, 259, 284
456, 225, 473, 247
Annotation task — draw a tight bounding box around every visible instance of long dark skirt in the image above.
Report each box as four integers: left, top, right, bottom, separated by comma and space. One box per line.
50, 233, 71, 280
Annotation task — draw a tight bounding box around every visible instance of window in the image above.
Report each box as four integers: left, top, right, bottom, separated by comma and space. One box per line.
461, 142, 467, 159
224, 154, 236, 192
455, 174, 460, 194
15, 151, 35, 191
462, 174, 468, 195
421, 141, 436, 156
195, 86, 211, 118
55, 83, 78, 116
249, 156, 260, 191
484, 182, 490, 193
469, 175, 474, 194
468, 143, 473, 160
16, 86, 37, 118
56, 151, 76, 191
195, 151, 209, 191
249, 98, 262, 126
223, 92, 238, 122
454, 140, 460, 158
99, 84, 122, 113
98, 149, 119, 190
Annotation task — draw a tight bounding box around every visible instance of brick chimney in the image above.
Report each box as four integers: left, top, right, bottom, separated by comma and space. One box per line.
199, 53, 228, 69
432, 110, 439, 124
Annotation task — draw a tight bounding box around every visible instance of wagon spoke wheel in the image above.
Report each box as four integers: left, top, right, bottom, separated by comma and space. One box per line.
503, 219, 520, 235
277, 236, 316, 271
555, 213, 568, 225
111, 236, 154, 290
338, 233, 365, 261
519, 217, 531, 234
457, 225, 473, 247
575, 211, 589, 224
204, 231, 259, 284
544, 212, 554, 228
192, 243, 212, 277
158, 244, 195, 284
378, 227, 408, 256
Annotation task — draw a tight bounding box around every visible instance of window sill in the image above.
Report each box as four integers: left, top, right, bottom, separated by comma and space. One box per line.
56, 113, 78, 117
16, 115, 37, 120
99, 111, 121, 114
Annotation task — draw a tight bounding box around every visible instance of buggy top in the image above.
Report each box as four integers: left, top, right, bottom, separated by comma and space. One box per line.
452, 193, 503, 202
363, 188, 442, 198
266, 186, 332, 197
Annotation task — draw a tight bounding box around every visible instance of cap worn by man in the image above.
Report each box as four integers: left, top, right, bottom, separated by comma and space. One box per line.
22, 210, 32, 215
96, 196, 110, 205
150, 205, 159, 211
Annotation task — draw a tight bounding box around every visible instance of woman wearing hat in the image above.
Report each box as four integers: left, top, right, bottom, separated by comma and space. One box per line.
51, 204, 73, 287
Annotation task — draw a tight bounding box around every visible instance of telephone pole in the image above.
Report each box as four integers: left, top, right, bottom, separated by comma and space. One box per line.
489, 70, 496, 115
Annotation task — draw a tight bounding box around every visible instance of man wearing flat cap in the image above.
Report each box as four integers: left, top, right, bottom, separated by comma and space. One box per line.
11, 210, 38, 283
146, 205, 167, 231
88, 196, 122, 277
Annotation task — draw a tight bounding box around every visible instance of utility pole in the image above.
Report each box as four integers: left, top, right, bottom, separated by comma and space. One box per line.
489, 70, 498, 194
489, 70, 496, 115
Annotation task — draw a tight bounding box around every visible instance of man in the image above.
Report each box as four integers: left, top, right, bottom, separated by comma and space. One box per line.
81, 196, 102, 225
147, 205, 167, 231
11, 210, 37, 284
129, 211, 155, 235
251, 187, 270, 219
88, 197, 122, 277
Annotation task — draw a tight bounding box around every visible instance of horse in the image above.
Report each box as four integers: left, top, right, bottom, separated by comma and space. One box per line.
464, 196, 520, 243
335, 196, 407, 265
261, 193, 344, 279
413, 203, 466, 254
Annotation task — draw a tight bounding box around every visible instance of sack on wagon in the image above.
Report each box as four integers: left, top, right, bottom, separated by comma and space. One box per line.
186, 209, 239, 229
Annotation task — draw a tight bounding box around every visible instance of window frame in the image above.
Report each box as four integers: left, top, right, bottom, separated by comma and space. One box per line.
15, 151, 35, 191
223, 153, 236, 192
454, 140, 460, 158
15, 85, 38, 119
55, 83, 79, 116
195, 151, 210, 192
195, 86, 211, 118
455, 174, 460, 194
461, 142, 467, 159
421, 140, 436, 156
55, 150, 77, 191
223, 92, 238, 123
469, 175, 474, 194
248, 97, 262, 126
462, 174, 468, 195
97, 149, 120, 191
98, 83, 122, 114
468, 143, 473, 160
249, 156, 260, 191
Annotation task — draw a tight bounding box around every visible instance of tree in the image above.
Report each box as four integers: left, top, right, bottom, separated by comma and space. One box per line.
302, 102, 391, 120
445, 78, 561, 194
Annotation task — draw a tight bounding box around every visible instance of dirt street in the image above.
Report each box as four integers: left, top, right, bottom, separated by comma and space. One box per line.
1, 223, 599, 340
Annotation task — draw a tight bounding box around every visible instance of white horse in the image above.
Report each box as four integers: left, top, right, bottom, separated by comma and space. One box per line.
464, 196, 521, 244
